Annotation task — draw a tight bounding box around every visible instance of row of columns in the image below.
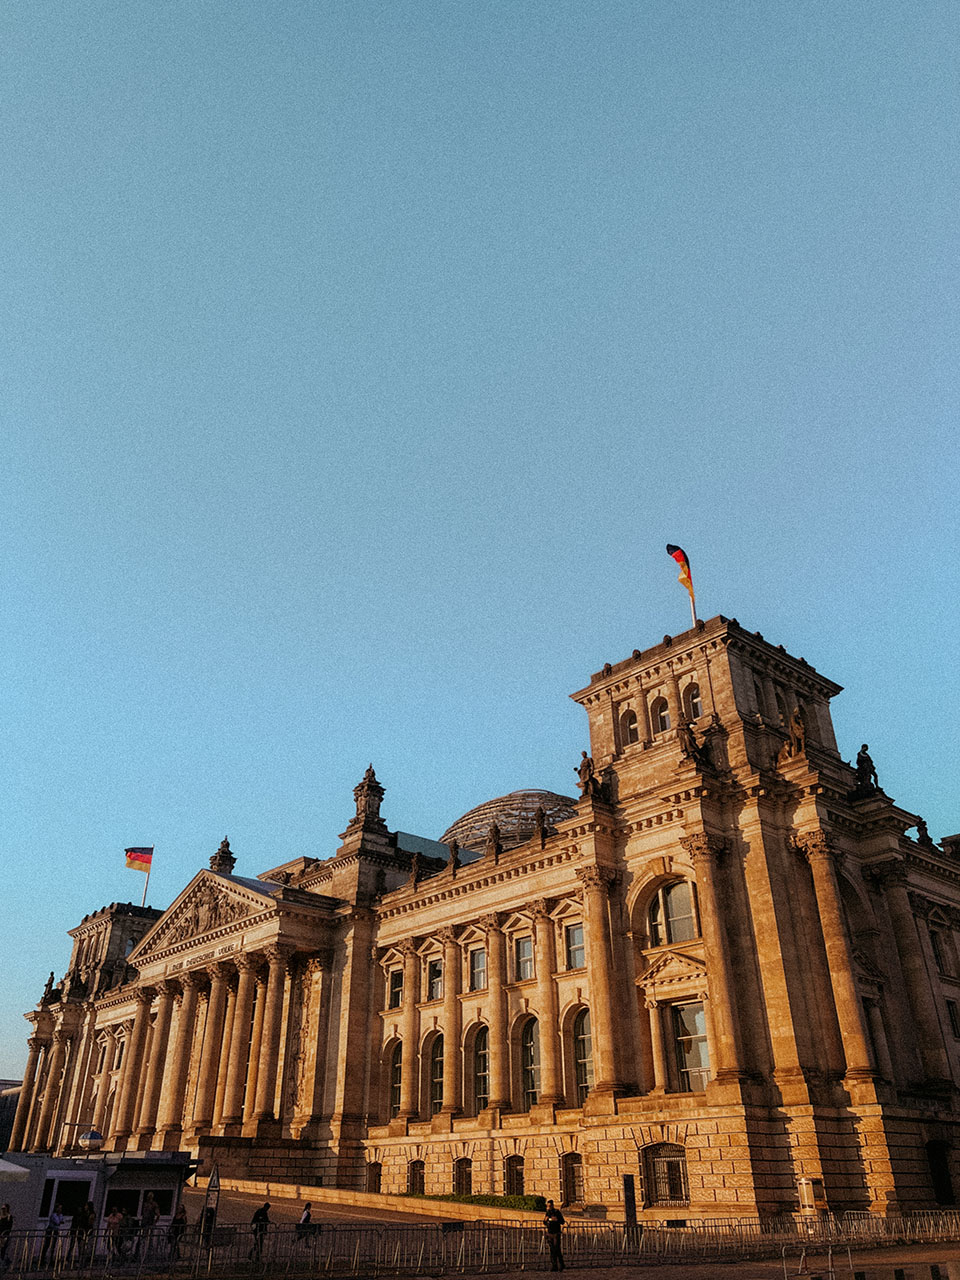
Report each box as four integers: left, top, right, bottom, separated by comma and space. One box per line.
391, 867, 625, 1120
9, 944, 311, 1155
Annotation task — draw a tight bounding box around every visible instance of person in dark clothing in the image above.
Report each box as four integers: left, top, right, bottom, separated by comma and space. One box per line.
167, 1205, 188, 1260
248, 1204, 270, 1260
0, 1205, 13, 1264
543, 1201, 565, 1271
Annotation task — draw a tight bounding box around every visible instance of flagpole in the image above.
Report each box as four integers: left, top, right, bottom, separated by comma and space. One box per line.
141, 861, 151, 909
690, 596, 698, 628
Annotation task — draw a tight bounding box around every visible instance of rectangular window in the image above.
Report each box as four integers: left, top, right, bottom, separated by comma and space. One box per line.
388, 969, 403, 1009
930, 930, 948, 974
427, 959, 443, 1002
565, 923, 585, 970
515, 935, 534, 982
948, 1000, 960, 1039
469, 948, 487, 991
671, 1002, 710, 1092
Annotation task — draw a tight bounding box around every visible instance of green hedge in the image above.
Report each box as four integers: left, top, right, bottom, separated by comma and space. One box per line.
404, 1192, 546, 1212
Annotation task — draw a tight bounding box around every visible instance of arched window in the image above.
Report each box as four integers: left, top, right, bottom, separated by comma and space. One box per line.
429, 1035, 444, 1114
620, 708, 639, 746
389, 1043, 402, 1118
651, 697, 671, 734
505, 1155, 524, 1197
648, 880, 699, 946
474, 1026, 490, 1112
683, 683, 703, 721
520, 1019, 540, 1110
407, 1160, 425, 1196
366, 1162, 382, 1194
642, 1143, 688, 1206
561, 1152, 583, 1205
573, 1009, 594, 1105
453, 1157, 472, 1196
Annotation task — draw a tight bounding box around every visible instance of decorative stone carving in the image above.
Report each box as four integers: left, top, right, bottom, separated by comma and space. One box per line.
575, 751, 601, 799
575, 865, 616, 893
530, 899, 551, 922
480, 912, 502, 933
348, 765, 386, 830
485, 823, 502, 862
850, 743, 880, 797
534, 807, 547, 849
915, 818, 936, 849
209, 837, 236, 875
142, 882, 259, 953
448, 839, 461, 874
680, 833, 726, 862
794, 831, 838, 864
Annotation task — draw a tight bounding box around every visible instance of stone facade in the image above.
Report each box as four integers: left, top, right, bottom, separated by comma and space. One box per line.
9, 615, 960, 1221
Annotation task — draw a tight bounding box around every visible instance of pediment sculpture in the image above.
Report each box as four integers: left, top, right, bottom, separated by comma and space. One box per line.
143, 882, 260, 953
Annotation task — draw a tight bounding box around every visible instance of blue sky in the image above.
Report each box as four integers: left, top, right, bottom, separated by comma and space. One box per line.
1, 2, 958, 1077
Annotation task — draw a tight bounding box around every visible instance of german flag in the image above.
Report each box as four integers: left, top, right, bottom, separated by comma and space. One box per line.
124, 847, 154, 873
666, 544, 695, 607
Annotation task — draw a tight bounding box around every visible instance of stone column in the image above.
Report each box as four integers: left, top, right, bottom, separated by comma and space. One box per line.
112, 990, 152, 1147
157, 973, 201, 1144
253, 946, 291, 1124
646, 1000, 668, 1091
137, 982, 177, 1140
192, 964, 230, 1130
34, 1030, 69, 1151
865, 999, 895, 1080
8, 1035, 44, 1151
91, 1032, 119, 1135
483, 915, 510, 1109
440, 930, 462, 1114
874, 864, 952, 1084
212, 981, 237, 1128
576, 866, 622, 1092
681, 834, 745, 1080
221, 956, 257, 1132
398, 940, 421, 1119
532, 901, 562, 1104
242, 969, 267, 1131
796, 833, 874, 1079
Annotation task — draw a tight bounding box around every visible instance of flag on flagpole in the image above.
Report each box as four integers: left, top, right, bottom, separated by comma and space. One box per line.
125, 847, 154, 873
666, 544, 697, 624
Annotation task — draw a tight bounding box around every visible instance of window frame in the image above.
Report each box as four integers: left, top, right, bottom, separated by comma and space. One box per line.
565, 923, 585, 971
670, 1001, 710, 1093
468, 947, 487, 992
426, 958, 443, 1002
520, 1017, 540, 1110
514, 934, 534, 982
388, 969, 403, 1009
473, 1025, 490, 1112
429, 1035, 444, 1114
573, 1007, 594, 1105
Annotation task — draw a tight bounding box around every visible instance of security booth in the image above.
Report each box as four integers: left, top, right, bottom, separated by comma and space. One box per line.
0, 1150, 195, 1236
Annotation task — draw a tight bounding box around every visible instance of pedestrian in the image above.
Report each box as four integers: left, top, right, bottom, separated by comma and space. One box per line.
39, 1203, 65, 1265
0, 1204, 13, 1265
105, 1207, 123, 1260
295, 1203, 312, 1242
543, 1199, 565, 1271
248, 1203, 270, 1261
140, 1194, 159, 1255
167, 1205, 187, 1260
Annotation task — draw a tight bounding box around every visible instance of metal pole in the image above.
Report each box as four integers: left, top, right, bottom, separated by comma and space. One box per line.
140, 861, 151, 909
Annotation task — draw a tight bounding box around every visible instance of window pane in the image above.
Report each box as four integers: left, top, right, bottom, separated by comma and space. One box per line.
664, 882, 698, 943
515, 936, 534, 981
566, 924, 585, 969
430, 1036, 444, 1114
474, 1027, 489, 1110
672, 1002, 710, 1092
427, 960, 443, 1001
389, 970, 403, 1008
469, 949, 486, 991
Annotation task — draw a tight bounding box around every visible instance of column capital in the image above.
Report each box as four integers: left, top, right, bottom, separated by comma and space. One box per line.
303, 952, 330, 977
51, 1028, 71, 1048
262, 944, 295, 970
205, 960, 233, 983
438, 927, 459, 949
398, 938, 419, 959
794, 831, 839, 865
864, 859, 908, 891
156, 979, 179, 1000
180, 970, 206, 993
680, 833, 727, 862
236, 953, 262, 975
133, 987, 154, 1008
27, 1034, 48, 1052
644, 996, 660, 1011
480, 912, 503, 933
576, 865, 616, 893
531, 899, 553, 923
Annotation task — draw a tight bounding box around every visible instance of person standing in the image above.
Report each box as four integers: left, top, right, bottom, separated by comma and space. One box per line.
296, 1203, 312, 1242
543, 1200, 565, 1271
248, 1203, 270, 1261
39, 1203, 65, 1265
0, 1204, 13, 1265
140, 1194, 159, 1256
167, 1205, 188, 1261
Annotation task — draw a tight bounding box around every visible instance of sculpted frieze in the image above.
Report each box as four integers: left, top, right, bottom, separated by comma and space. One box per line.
141, 882, 262, 956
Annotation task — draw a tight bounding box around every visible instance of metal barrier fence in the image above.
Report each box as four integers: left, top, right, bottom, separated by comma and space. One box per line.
3, 1210, 960, 1276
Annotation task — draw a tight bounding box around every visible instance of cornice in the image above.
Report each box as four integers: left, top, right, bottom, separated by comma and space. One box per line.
377, 846, 581, 922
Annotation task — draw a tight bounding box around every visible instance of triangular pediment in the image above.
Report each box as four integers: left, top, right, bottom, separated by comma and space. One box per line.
130, 873, 275, 963
639, 948, 707, 990
852, 948, 886, 983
